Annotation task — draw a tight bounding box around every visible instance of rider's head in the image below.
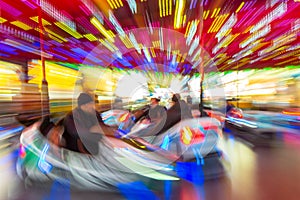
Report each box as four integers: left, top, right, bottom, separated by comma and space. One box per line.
78, 93, 95, 114
171, 93, 181, 103
150, 97, 160, 106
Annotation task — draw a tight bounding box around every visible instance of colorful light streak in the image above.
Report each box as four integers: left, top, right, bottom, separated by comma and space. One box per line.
54, 22, 83, 39
174, 0, 185, 29
40, 0, 76, 30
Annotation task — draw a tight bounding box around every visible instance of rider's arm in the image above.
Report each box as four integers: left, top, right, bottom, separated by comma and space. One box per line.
64, 113, 103, 142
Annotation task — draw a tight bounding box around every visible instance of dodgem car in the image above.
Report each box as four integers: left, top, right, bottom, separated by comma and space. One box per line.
222, 107, 300, 139
17, 109, 225, 191
16, 121, 179, 191
102, 109, 223, 162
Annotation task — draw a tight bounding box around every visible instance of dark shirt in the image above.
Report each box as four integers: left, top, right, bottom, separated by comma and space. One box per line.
62, 108, 104, 155
148, 105, 167, 122
157, 100, 193, 134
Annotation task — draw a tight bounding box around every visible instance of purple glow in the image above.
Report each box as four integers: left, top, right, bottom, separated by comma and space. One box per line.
0, 0, 22, 16
79, 5, 91, 16
75, 16, 99, 35
234, 9, 255, 28
190, 0, 195, 9
193, 0, 198, 9
240, 1, 250, 12
21, 0, 38, 9
243, 6, 265, 27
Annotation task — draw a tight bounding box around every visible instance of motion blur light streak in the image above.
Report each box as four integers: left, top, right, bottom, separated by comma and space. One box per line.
0, 0, 300, 198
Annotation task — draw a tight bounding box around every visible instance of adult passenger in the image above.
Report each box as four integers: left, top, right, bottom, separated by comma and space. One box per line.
62, 93, 115, 155
147, 97, 167, 123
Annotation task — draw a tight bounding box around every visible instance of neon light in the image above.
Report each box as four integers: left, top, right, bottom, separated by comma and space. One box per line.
21, 0, 38, 9
0, 1, 22, 17
282, 111, 300, 116
235, 2, 245, 13
54, 22, 83, 39
174, 0, 185, 29
107, 0, 115, 9
127, 0, 137, 14
45, 28, 68, 42
38, 144, 53, 174
119, 35, 133, 48
0, 17, 7, 23
216, 13, 237, 41
211, 8, 217, 18
143, 47, 152, 62
109, 10, 125, 37
163, 0, 166, 17
150, 47, 156, 57
10, 21, 32, 31
188, 36, 199, 55
30, 16, 51, 26
212, 14, 229, 33
161, 135, 170, 150
90, 17, 114, 42
250, 2, 287, 33
169, 0, 172, 15
81, 0, 104, 24
40, 0, 76, 30
129, 32, 141, 53
240, 25, 270, 48
19, 144, 26, 159
83, 33, 98, 41
0, 39, 52, 58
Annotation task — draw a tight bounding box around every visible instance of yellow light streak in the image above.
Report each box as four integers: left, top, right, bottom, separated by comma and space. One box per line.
215, 8, 221, 16
243, 25, 253, 34
152, 41, 160, 48
223, 33, 239, 47
149, 47, 156, 57
45, 27, 68, 42
183, 14, 187, 26
208, 16, 220, 33
276, 57, 298, 65
211, 8, 217, 18
83, 33, 98, 41
34, 28, 45, 34
181, 53, 187, 62
10, 21, 32, 31
204, 10, 210, 19
262, 52, 284, 61
48, 34, 63, 43
163, 0, 166, 17
99, 39, 116, 52
119, 35, 134, 48
90, 17, 114, 42
169, 0, 172, 15
0, 17, 7, 23
107, 0, 116, 9
212, 14, 229, 32
166, 0, 168, 17
174, 0, 185, 29
159, 0, 162, 17
30, 16, 51, 26
54, 22, 83, 39
118, 0, 123, 6
184, 21, 191, 37
114, 0, 120, 8
236, 2, 245, 13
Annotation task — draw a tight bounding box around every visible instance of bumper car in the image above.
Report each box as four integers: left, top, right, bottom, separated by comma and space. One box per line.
17, 109, 226, 191
102, 109, 226, 177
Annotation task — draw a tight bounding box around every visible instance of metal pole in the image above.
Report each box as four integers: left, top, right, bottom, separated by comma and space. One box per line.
38, 5, 49, 119
199, 1, 205, 117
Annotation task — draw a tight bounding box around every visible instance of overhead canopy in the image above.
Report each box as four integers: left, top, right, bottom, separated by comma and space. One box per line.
0, 0, 299, 73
